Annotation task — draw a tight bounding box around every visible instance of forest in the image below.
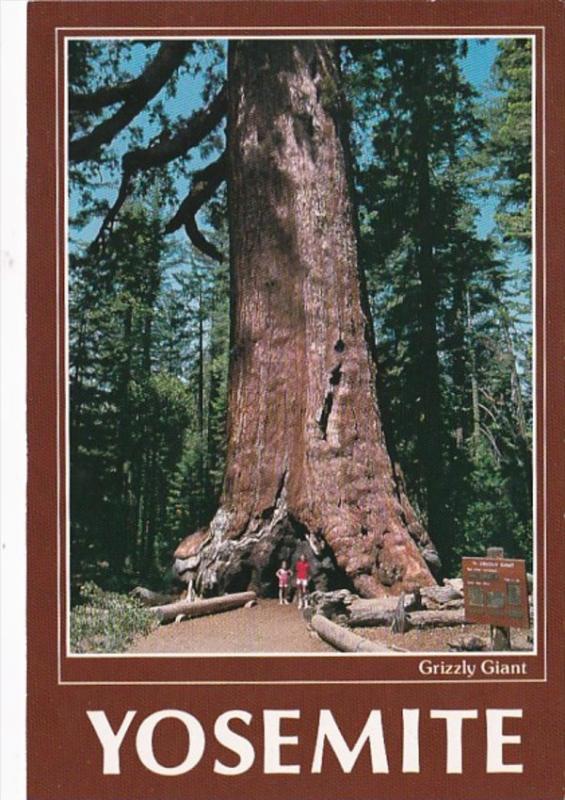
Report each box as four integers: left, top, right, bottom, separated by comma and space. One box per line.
68, 38, 532, 601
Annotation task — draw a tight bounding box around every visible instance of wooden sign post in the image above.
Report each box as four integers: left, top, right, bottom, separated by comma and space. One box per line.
462, 547, 529, 651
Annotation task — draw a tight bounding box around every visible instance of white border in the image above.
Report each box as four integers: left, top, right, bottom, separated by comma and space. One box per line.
57, 27, 545, 682
1, 2, 27, 797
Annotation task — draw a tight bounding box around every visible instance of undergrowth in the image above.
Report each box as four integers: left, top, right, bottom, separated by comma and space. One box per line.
70, 582, 159, 653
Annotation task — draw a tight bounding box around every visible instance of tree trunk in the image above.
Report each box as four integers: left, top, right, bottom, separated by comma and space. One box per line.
115, 304, 134, 568
412, 52, 447, 564
197, 281, 206, 515
499, 307, 532, 505
150, 591, 257, 624
466, 289, 481, 448
407, 609, 466, 628
311, 614, 394, 653
176, 41, 437, 598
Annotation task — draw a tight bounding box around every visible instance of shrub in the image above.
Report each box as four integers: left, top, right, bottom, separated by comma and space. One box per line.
70, 582, 159, 653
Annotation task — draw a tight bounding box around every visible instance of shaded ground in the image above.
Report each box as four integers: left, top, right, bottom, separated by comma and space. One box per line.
355, 622, 533, 652
129, 598, 333, 654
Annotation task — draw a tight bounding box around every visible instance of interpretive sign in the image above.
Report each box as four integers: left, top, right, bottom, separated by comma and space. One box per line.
462, 557, 530, 629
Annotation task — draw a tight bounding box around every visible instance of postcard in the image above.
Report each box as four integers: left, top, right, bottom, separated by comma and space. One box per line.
21, 1, 564, 798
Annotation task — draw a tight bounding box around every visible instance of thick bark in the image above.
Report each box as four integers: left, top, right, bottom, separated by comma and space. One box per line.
175, 41, 437, 598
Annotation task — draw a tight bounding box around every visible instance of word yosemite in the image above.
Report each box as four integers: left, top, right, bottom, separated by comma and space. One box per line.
87, 707, 523, 776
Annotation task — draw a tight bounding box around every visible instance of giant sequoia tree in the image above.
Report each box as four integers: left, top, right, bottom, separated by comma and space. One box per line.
182, 42, 436, 597
70, 40, 437, 597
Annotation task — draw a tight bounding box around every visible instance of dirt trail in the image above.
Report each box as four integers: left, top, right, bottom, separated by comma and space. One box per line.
129, 598, 333, 654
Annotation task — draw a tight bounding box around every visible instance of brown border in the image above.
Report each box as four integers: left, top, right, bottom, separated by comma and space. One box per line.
28, 3, 565, 798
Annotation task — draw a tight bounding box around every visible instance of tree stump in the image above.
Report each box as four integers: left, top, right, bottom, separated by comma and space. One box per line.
391, 592, 410, 633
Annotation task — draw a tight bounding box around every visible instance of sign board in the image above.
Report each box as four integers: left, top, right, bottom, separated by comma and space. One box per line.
462, 556, 530, 628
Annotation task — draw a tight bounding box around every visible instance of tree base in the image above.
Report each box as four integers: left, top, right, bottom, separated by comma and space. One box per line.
174, 483, 438, 599
173, 41, 441, 602
174, 488, 344, 597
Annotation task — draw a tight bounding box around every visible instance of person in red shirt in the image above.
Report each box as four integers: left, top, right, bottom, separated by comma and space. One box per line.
295, 553, 310, 609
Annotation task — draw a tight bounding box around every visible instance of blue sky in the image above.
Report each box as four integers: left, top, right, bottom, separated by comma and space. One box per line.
461, 38, 499, 238
462, 37, 497, 87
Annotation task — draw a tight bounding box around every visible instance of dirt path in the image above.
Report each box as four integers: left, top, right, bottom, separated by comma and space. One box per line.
129, 598, 334, 654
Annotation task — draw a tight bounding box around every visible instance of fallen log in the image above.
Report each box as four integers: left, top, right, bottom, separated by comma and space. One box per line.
408, 609, 468, 628
150, 591, 257, 624
310, 614, 394, 653
420, 584, 463, 609
348, 606, 395, 628
308, 589, 359, 619
130, 586, 177, 607
349, 606, 468, 629
348, 594, 417, 612
348, 594, 418, 628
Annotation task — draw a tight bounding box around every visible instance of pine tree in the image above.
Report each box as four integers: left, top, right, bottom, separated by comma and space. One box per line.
486, 39, 532, 251
345, 39, 532, 570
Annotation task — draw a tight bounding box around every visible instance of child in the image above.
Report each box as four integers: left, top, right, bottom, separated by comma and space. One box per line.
276, 560, 292, 605
295, 553, 310, 609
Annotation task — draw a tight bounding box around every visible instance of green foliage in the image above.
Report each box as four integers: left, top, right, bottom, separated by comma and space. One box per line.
485, 39, 532, 251
70, 582, 159, 653
70, 197, 229, 595
343, 39, 532, 572
451, 441, 532, 568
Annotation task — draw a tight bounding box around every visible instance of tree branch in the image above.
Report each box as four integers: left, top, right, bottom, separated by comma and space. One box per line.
69, 42, 193, 163
123, 85, 226, 173
89, 88, 227, 252
165, 153, 227, 262
89, 170, 134, 253
477, 401, 498, 426
479, 424, 502, 462
70, 78, 142, 114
